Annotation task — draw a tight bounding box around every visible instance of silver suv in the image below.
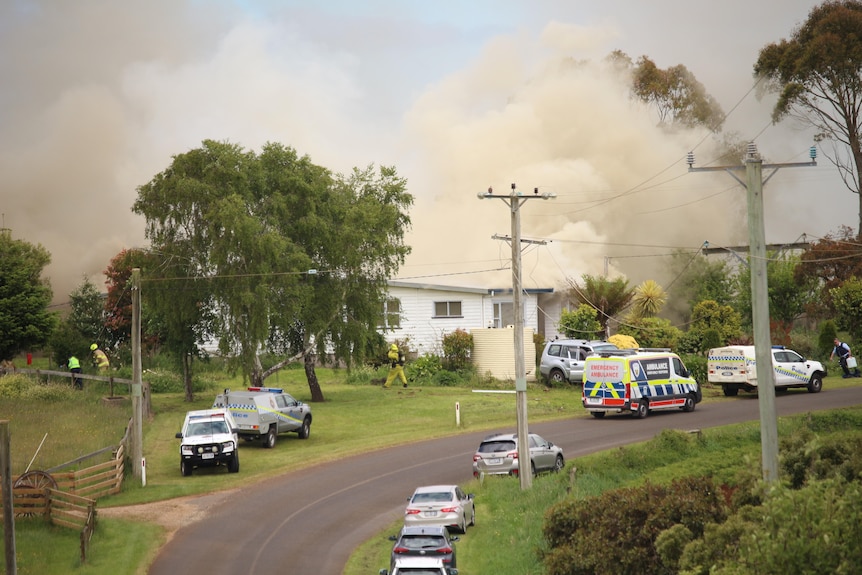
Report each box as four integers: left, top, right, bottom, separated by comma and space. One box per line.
540, 339, 618, 384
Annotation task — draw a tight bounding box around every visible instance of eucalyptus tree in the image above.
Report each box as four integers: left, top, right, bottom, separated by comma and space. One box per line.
134, 140, 412, 401
755, 0, 862, 233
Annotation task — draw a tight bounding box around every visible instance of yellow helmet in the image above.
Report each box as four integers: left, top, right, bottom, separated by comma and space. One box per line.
90, 343, 98, 351
390, 344, 398, 351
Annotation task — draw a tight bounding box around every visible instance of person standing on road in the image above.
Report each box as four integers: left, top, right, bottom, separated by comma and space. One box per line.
383, 343, 408, 389
91, 343, 110, 373
830, 338, 861, 378
68, 355, 83, 390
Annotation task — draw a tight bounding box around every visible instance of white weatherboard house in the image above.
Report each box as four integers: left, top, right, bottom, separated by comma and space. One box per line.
382, 280, 561, 380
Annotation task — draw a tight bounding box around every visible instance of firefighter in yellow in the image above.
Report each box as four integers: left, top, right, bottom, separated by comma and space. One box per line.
383, 343, 408, 389
90, 343, 110, 373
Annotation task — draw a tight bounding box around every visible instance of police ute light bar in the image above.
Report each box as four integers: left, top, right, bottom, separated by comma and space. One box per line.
247, 386, 283, 393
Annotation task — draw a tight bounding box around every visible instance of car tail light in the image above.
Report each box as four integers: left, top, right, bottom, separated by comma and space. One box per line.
393, 546, 409, 554
473, 454, 481, 462
405, 508, 421, 515
509, 450, 518, 459
440, 507, 457, 513
436, 547, 452, 554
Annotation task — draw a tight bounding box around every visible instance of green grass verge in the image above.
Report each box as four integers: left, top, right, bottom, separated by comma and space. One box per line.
0, 365, 858, 574
344, 405, 862, 575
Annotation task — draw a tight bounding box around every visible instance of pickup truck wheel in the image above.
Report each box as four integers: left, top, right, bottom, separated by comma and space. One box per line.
636, 400, 649, 419
682, 394, 696, 412
180, 460, 192, 477
263, 426, 277, 448
298, 416, 311, 439
549, 368, 566, 385
723, 384, 739, 397
227, 452, 240, 473
807, 375, 823, 394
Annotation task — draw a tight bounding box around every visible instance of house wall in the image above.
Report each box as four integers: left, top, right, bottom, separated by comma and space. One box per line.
384, 283, 542, 356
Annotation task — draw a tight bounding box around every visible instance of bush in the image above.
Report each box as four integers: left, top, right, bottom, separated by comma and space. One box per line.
0, 373, 32, 398
442, 329, 473, 371
405, 355, 443, 383
543, 475, 728, 575
680, 354, 707, 386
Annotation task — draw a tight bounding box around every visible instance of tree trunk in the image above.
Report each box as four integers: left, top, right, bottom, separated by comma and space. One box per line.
182, 353, 194, 402
304, 353, 325, 402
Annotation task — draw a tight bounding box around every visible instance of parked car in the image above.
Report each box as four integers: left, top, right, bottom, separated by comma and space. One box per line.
380, 556, 457, 575
404, 485, 475, 534
389, 525, 458, 571
707, 345, 827, 396
472, 432, 565, 478
540, 339, 618, 384
175, 409, 239, 476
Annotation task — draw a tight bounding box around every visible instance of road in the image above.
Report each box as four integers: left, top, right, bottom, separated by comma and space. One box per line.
148, 386, 862, 574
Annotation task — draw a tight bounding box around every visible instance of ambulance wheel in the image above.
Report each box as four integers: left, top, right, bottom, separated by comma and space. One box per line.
636, 400, 649, 419
591, 411, 605, 419
180, 460, 192, 477
298, 416, 311, 439
723, 384, 739, 397
807, 375, 823, 393
263, 426, 277, 448
682, 394, 696, 412
227, 452, 240, 473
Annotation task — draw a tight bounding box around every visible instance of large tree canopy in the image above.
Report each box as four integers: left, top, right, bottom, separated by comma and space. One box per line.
133, 140, 412, 401
755, 0, 862, 233
0, 230, 58, 361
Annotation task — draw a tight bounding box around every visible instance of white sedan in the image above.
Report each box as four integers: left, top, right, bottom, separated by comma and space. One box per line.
403, 484, 475, 534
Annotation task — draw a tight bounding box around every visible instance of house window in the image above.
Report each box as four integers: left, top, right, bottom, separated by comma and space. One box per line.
383, 298, 401, 329
434, 301, 462, 318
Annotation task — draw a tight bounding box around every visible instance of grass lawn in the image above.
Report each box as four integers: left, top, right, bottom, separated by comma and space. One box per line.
0, 363, 858, 574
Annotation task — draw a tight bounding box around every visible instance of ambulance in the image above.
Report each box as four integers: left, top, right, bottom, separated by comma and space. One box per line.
706, 345, 826, 396
582, 349, 701, 419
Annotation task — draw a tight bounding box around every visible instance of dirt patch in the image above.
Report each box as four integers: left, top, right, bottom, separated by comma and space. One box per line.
98, 488, 240, 541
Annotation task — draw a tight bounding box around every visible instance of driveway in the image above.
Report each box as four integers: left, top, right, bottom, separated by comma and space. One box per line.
148, 386, 862, 574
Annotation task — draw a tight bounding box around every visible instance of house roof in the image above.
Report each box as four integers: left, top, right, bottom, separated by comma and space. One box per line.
388, 279, 553, 295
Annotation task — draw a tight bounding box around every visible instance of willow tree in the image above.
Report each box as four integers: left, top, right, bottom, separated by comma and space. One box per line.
134, 140, 411, 402
755, 0, 862, 233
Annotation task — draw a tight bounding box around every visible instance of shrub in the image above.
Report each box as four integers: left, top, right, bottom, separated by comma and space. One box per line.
405, 355, 442, 383
0, 373, 32, 398
680, 354, 707, 386
442, 329, 473, 371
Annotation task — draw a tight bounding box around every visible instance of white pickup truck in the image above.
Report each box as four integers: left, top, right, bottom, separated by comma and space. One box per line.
707, 345, 826, 396
175, 409, 240, 476
213, 386, 312, 448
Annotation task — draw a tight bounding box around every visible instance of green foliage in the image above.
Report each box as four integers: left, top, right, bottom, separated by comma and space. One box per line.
558, 304, 603, 339
817, 320, 839, 358
680, 354, 706, 385
681, 300, 742, 353
0, 230, 59, 361
405, 354, 443, 383
831, 277, 862, 343
567, 274, 634, 332
735, 254, 815, 336
618, 316, 682, 349
543, 475, 728, 575
630, 55, 725, 131
795, 226, 862, 318
664, 251, 736, 325
0, 372, 33, 398
441, 328, 473, 370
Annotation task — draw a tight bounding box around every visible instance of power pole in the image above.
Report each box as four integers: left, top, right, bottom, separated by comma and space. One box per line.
688, 143, 816, 482
1, 420, 16, 575
131, 268, 143, 479
478, 183, 556, 490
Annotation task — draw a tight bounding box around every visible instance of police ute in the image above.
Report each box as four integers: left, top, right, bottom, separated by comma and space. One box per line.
212, 387, 312, 448
707, 345, 826, 396
582, 349, 701, 419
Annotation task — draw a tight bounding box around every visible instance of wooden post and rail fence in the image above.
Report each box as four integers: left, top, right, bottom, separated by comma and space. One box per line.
0, 419, 131, 563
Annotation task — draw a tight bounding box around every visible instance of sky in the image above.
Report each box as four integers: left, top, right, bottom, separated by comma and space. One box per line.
0, 0, 851, 304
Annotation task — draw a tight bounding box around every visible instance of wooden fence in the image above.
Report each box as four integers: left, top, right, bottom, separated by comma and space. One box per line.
0, 421, 129, 562
0, 366, 152, 418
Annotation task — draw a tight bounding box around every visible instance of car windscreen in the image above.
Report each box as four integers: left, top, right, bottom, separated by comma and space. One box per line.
478, 440, 516, 453
399, 535, 447, 549
411, 492, 453, 503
